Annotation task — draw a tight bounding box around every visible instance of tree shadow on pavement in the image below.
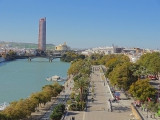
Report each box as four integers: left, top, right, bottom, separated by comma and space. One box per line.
112, 106, 131, 113
68, 112, 81, 115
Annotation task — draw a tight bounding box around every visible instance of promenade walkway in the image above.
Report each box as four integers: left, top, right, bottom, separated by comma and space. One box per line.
85, 65, 133, 120
35, 65, 160, 120
30, 76, 74, 120
65, 65, 133, 120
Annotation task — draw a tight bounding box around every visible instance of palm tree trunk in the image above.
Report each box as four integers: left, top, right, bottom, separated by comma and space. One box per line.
80, 87, 83, 102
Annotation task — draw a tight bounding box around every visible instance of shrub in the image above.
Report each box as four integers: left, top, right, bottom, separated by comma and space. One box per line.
50, 111, 62, 120
50, 104, 65, 120
70, 92, 75, 100
69, 102, 86, 111
67, 100, 71, 105
75, 94, 80, 102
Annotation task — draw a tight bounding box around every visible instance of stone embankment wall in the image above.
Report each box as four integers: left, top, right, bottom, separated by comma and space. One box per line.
131, 103, 143, 120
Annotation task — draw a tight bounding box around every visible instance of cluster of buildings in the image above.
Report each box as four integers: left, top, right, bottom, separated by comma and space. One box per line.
0, 17, 159, 63
81, 45, 160, 63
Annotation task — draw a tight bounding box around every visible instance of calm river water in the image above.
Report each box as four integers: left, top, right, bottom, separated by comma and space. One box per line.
0, 58, 70, 103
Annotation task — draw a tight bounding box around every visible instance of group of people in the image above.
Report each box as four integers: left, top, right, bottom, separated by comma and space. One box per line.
92, 67, 100, 72
66, 83, 72, 90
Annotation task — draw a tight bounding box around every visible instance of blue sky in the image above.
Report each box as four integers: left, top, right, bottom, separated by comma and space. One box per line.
0, 0, 160, 49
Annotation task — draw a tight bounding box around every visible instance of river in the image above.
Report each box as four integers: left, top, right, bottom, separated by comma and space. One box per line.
0, 58, 70, 103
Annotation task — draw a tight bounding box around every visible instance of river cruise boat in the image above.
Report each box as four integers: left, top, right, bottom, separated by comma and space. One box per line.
46, 75, 67, 82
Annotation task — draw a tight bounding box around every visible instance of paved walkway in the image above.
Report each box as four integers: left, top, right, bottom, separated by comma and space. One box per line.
30, 76, 74, 120
63, 65, 160, 120
65, 65, 133, 120
28, 66, 160, 120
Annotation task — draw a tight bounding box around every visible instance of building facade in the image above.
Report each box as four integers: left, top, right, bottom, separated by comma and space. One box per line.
55, 42, 70, 51
38, 17, 46, 51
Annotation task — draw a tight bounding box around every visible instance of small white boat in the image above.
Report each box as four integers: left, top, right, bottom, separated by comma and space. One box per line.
46, 75, 67, 82
52, 75, 60, 81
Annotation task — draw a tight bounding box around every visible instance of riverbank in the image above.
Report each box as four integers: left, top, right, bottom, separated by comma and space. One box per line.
30, 75, 74, 119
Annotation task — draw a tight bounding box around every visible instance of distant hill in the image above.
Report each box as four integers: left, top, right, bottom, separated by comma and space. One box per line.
0, 41, 55, 50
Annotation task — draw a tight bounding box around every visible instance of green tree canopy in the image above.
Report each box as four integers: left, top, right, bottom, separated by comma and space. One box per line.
129, 79, 156, 101
137, 52, 160, 77
104, 54, 130, 77
108, 62, 137, 90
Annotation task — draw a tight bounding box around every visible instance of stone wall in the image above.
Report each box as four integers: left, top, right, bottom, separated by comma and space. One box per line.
131, 103, 143, 120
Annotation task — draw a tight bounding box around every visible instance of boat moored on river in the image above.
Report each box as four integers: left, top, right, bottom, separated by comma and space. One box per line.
46, 75, 67, 82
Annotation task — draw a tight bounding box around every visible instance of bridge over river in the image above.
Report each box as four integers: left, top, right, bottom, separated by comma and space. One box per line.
27, 56, 62, 62
26, 54, 62, 62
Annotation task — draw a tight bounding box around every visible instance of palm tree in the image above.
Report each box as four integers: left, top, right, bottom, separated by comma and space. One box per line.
73, 76, 89, 102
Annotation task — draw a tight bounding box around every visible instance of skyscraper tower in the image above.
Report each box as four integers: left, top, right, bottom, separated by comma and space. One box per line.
38, 17, 46, 51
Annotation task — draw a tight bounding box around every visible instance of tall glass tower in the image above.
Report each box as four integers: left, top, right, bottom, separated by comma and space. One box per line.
38, 17, 46, 51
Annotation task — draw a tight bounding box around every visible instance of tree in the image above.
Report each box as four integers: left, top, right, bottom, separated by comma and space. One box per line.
129, 64, 150, 80
0, 112, 8, 120
105, 54, 130, 78
73, 76, 89, 102
146, 101, 158, 114
60, 51, 85, 62
129, 79, 156, 101
52, 82, 63, 94
42, 85, 58, 98
108, 62, 137, 90
137, 52, 160, 78
3, 99, 32, 119
50, 104, 65, 120
68, 59, 85, 75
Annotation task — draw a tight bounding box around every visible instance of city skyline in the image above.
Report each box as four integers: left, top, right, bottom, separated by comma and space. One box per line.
0, 0, 160, 49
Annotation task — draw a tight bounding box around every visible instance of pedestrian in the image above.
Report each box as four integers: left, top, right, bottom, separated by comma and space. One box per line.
91, 97, 94, 102
72, 116, 74, 120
